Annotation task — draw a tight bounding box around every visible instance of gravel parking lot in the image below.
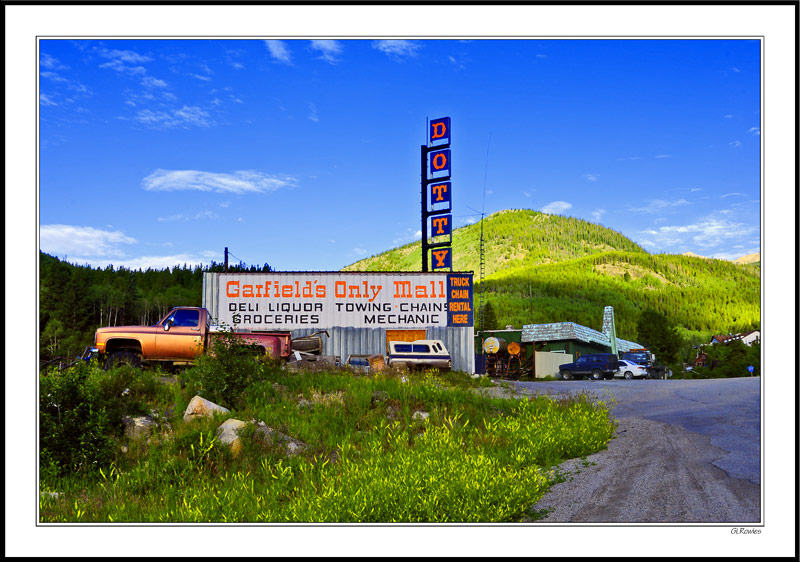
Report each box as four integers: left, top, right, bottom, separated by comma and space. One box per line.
487, 377, 762, 523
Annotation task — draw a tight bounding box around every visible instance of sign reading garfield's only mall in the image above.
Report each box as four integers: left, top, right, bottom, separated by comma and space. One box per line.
216, 272, 473, 330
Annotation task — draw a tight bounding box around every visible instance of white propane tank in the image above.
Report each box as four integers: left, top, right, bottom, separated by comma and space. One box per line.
483, 337, 507, 354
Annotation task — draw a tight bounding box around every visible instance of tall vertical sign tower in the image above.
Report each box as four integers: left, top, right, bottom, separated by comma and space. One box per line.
421, 117, 453, 272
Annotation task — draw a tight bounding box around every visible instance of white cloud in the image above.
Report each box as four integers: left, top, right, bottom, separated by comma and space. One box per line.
730, 140, 742, 148
135, 105, 211, 128
353, 247, 368, 256
592, 209, 606, 221
99, 49, 152, 64
655, 154, 672, 159
541, 201, 572, 215
40, 53, 68, 70
749, 127, 760, 136
40, 225, 136, 259
142, 169, 297, 194
40, 93, 58, 107
265, 40, 292, 64
308, 103, 319, 122
639, 214, 758, 253
584, 174, 598, 182
157, 210, 217, 222
723, 114, 734, 119
372, 40, 420, 59
629, 199, 690, 213
141, 75, 168, 88
310, 40, 342, 63
721, 192, 746, 198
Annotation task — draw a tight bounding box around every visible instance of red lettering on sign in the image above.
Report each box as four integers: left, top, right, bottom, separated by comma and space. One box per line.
432, 216, 449, 235
431, 122, 447, 139
432, 153, 447, 170
432, 183, 448, 201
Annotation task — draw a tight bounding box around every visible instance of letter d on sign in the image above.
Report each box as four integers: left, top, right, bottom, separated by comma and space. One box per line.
429, 117, 451, 145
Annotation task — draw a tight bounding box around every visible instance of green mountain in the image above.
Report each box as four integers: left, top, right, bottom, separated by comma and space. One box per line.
343, 209, 761, 341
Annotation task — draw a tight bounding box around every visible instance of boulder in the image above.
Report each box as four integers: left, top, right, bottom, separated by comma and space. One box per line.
122, 415, 158, 441
412, 411, 430, 421
183, 396, 230, 422
216, 418, 249, 456
254, 425, 308, 457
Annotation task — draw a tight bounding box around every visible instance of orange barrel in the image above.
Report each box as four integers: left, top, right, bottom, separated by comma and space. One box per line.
507, 341, 521, 356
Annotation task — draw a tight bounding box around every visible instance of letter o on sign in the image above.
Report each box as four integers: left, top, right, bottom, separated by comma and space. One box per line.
429, 149, 451, 176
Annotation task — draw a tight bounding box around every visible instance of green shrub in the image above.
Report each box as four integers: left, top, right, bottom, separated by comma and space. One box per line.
39, 362, 117, 476
181, 331, 281, 409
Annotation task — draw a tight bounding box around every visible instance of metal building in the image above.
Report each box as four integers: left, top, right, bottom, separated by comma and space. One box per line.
202, 271, 475, 373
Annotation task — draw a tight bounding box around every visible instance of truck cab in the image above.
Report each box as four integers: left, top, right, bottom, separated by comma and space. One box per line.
91, 306, 291, 369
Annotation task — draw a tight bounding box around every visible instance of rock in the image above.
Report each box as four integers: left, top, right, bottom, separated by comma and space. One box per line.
216, 418, 249, 456
183, 396, 230, 422
297, 398, 314, 412
412, 411, 430, 421
371, 390, 389, 407
122, 415, 158, 441
254, 425, 308, 457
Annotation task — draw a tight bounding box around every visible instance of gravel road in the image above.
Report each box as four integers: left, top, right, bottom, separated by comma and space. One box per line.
485, 377, 761, 523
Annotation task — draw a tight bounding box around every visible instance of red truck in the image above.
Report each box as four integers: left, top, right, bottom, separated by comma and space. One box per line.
88, 306, 292, 370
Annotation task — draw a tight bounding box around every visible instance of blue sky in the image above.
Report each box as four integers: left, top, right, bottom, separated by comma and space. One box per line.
39, 38, 761, 271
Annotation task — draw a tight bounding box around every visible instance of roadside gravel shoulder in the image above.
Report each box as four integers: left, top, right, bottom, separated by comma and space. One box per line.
531, 416, 761, 523
474, 380, 761, 523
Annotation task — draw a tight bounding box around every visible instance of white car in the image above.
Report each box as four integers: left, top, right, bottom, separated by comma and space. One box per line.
615, 359, 649, 379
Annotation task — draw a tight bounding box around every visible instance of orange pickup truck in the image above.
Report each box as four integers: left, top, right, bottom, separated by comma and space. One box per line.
88, 306, 292, 370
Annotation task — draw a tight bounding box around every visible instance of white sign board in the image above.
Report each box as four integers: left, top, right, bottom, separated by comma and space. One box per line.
208, 272, 473, 330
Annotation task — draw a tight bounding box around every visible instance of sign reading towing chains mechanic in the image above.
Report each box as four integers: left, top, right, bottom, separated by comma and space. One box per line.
422, 117, 453, 272
217, 272, 472, 329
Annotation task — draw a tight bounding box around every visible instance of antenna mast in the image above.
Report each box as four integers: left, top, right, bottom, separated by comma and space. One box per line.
478, 135, 491, 331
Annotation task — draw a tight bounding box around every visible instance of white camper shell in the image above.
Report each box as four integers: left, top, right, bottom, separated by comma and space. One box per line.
387, 339, 451, 371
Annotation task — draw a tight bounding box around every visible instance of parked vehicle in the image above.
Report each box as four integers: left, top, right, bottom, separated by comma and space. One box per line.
614, 359, 649, 379
558, 353, 620, 380
87, 306, 292, 370
620, 348, 671, 379
387, 339, 451, 371
344, 354, 372, 374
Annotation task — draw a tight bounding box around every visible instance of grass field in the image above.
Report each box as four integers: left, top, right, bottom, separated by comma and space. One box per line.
39, 342, 617, 523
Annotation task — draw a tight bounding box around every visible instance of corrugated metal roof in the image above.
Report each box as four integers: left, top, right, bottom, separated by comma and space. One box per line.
521, 321, 642, 352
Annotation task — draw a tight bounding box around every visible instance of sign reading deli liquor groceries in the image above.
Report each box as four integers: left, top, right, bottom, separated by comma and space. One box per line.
212, 272, 473, 330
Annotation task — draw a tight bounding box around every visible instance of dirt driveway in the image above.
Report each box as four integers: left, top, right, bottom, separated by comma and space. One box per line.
496, 377, 761, 523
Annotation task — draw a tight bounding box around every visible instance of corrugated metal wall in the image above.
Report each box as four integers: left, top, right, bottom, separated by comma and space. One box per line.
290, 326, 475, 374
204, 273, 475, 373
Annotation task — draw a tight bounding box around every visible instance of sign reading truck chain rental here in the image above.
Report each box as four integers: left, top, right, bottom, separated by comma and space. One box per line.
213, 272, 473, 329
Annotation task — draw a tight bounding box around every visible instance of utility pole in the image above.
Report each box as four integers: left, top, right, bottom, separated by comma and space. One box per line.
224, 247, 228, 272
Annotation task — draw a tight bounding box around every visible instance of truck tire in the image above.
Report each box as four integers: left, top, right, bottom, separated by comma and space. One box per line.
624, 371, 634, 380
103, 351, 142, 371
560, 369, 573, 381
590, 369, 603, 381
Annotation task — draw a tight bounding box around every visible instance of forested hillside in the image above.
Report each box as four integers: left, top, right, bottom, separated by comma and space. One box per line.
343, 209, 648, 275
38, 252, 268, 363
344, 209, 761, 341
